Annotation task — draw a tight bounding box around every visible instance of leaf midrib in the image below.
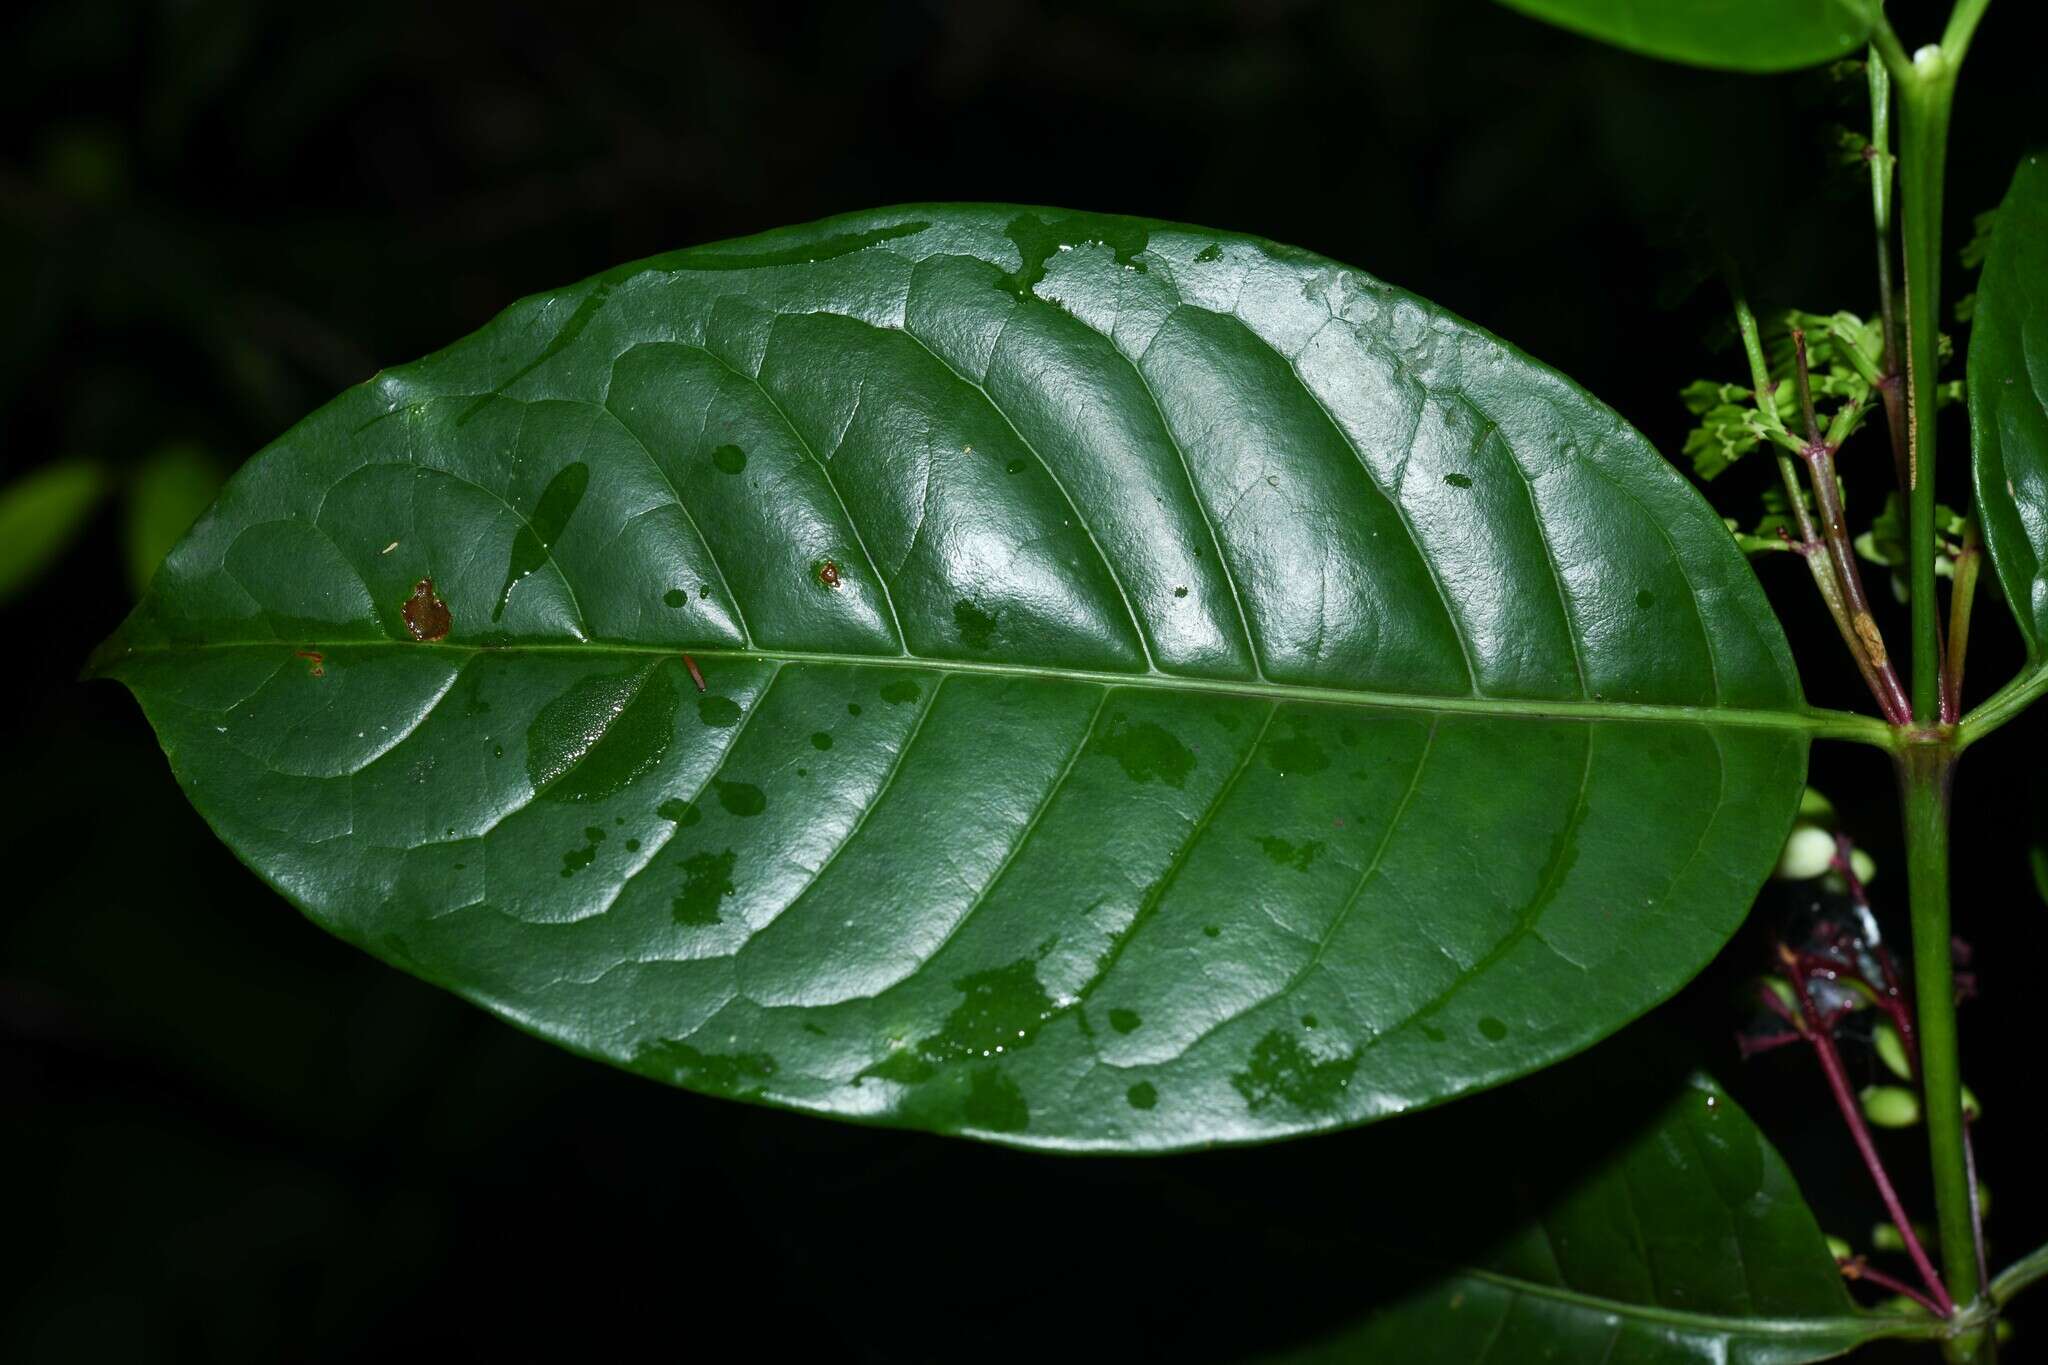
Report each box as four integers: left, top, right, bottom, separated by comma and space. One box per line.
100, 638, 1890, 743
1446, 1263, 1940, 1347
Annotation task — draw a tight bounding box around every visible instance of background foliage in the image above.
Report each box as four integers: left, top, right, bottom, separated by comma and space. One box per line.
3, 0, 2042, 1358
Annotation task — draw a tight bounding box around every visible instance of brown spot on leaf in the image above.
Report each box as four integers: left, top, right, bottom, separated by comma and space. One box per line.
294, 649, 325, 678
402, 578, 452, 641
683, 654, 706, 693
816, 558, 842, 590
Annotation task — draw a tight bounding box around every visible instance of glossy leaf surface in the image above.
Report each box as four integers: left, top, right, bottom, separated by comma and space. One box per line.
1972, 152, 2048, 659
1264, 1049, 1932, 1363
1495, 0, 1874, 73
95, 205, 1813, 1150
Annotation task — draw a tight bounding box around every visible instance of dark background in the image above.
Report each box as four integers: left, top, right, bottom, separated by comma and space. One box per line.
4, 1, 2043, 1359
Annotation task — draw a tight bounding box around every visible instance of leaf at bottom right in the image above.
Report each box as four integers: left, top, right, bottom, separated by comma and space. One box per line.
1257, 1038, 1946, 1363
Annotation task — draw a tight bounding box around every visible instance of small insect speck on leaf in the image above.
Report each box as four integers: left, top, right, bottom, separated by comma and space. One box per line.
381, 540, 400, 555
816, 559, 842, 590
683, 654, 706, 693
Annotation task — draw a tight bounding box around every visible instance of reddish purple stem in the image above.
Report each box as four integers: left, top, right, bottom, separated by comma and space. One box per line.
1749, 854, 1989, 1318
1794, 974, 1955, 1316
1839, 1258, 1947, 1316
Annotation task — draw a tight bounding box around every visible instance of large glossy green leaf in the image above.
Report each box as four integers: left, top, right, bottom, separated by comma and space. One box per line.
1495, 0, 1875, 73
1263, 1046, 1938, 1363
1972, 153, 2048, 663
93, 205, 1818, 1151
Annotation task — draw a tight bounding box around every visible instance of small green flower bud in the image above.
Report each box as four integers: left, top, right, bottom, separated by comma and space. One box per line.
1977, 1183, 1992, 1219
1860, 1085, 1920, 1128
1776, 824, 1835, 880
1825, 1235, 1853, 1261
1762, 977, 1799, 1015
1873, 1021, 1912, 1081
1962, 1085, 1981, 1120
1799, 787, 1838, 824
1850, 847, 1877, 884
1872, 1222, 1907, 1253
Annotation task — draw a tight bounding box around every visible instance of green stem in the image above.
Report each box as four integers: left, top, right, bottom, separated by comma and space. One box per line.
1900, 745, 1990, 1359
1994, 1241, 2048, 1306
1957, 667, 2045, 749
1942, 0, 1993, 61
1868, 12, 1915, 78
1869, 9, 1996, 1356
1866, 51, 1895, 335
1892, 49, 1955, 726
1866, 49, 1910, 493
1878, 16, 1996, 1345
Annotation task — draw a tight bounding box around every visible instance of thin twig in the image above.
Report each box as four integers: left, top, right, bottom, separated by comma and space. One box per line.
1806, 444, 1911, 723
1841, 1256, 1949, 1316
1727, 290, 1906, 721
1866, 52, 1911, 494
1943, 520, 1982, 723
1786, 954, 1955, 1315
1965, 1123, 1990, 1293
1792, 330, 1823, 442
1789, 332, 1913, 724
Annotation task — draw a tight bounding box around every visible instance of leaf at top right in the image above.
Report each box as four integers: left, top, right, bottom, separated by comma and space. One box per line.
1494, 0, 1875, 73
1970, 152, 2048, 657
